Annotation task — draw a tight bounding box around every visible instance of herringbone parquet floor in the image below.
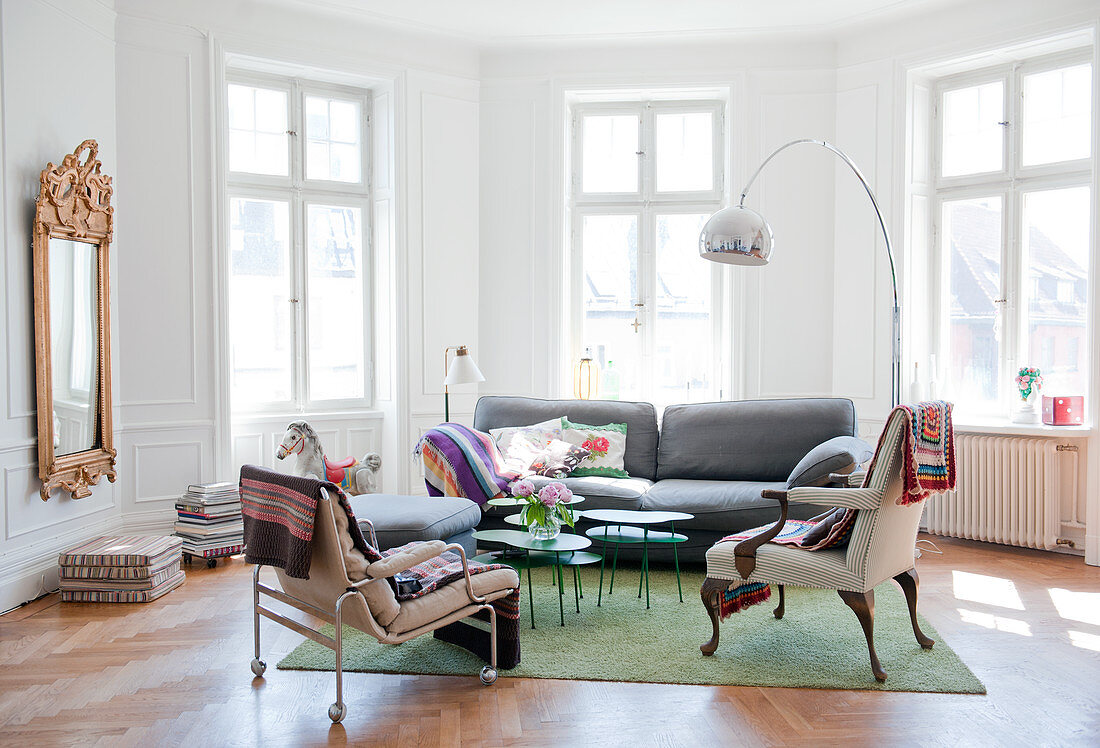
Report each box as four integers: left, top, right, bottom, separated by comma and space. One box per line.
1, 535, 1098, 747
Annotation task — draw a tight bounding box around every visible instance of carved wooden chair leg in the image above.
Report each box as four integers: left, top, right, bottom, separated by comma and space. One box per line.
838, 588, 886, 682
773, 584, 785, 619
700, 578, 726, 656
893, 569, 935, 649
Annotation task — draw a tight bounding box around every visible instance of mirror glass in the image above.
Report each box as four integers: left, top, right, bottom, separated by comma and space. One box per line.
48, 237, 100, 456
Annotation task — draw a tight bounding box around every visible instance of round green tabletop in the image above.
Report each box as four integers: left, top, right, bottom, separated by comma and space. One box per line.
486, 494, 585, 508
582, 509, 692, 525
585, 524, 687, 544
472, 528, 592, 553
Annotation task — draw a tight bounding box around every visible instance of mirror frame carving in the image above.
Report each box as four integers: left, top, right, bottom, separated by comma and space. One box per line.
33, 139, 117, 500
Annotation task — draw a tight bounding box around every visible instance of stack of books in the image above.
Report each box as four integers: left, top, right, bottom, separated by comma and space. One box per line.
59, 535, 185, 603
174, 481, 244, 562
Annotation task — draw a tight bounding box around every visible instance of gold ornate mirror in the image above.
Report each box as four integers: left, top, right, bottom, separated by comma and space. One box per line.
33, 140, 117, 500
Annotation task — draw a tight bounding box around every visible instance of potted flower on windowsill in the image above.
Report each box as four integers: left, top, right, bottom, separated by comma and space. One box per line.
510, 479, 575, 541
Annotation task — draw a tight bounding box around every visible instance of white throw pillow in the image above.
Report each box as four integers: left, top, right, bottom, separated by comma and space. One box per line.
489, 418, 563, 474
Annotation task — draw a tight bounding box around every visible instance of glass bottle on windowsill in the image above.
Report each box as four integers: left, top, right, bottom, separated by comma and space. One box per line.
603, 360, 620, 400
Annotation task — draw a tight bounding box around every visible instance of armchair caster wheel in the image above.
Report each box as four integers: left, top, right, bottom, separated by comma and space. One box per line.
207, 558, 218, 568
479, 666, 497, 686
328, 702, 347, 723
250, 658, 267, 677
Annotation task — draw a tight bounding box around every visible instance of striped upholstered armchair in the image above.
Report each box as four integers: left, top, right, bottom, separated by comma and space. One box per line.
700, 407, 934, 682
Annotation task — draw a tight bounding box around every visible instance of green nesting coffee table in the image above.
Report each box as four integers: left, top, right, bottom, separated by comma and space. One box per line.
472, 529, 601, 628
583, 509, 692, 609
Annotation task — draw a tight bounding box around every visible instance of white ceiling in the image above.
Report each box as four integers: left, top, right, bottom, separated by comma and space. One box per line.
292, 0, 956, 42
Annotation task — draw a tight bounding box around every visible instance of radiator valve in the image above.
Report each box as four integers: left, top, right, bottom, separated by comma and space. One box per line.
1056, 538, 1076, 548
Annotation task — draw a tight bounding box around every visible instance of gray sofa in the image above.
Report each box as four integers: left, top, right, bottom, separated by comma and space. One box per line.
473, 395, 865, 562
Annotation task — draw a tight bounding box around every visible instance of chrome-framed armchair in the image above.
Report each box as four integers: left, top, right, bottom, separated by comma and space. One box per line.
700, 407, 935, 682
248, 485, 519, 723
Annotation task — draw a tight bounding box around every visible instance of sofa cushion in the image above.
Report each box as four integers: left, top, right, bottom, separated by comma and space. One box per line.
348, 494, 482, 550
657, 398, 858, 482
525, 475, 652, 511
474, 396, 659, 481
641, 479, 820, 532
787, 435, 875, 488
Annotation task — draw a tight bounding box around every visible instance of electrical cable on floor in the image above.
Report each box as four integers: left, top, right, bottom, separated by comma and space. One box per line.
914, 538, 943, 558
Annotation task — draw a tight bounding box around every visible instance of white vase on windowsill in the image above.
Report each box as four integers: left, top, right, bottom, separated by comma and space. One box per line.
1012, 392, 1042, 424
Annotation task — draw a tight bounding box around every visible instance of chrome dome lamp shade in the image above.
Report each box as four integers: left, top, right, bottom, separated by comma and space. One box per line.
699, 139, 901, 407
699, 205, 773, 266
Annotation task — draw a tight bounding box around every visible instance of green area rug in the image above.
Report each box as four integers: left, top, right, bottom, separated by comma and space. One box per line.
277, 565, 985, 693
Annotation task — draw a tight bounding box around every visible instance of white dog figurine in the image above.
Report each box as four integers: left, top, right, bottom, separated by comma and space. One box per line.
276, 421, 381, 495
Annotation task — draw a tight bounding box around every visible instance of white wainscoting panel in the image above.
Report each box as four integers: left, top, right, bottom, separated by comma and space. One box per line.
133, 441, 204, 503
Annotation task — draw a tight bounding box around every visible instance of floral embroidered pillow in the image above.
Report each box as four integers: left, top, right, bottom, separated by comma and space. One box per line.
489, 418, 564, 474
528, 440, 591, 478
560, 418, 629, 478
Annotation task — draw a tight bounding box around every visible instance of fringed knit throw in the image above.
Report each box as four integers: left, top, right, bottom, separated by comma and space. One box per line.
897, 400, 956, 504
414, 423, 519, 504
714, 401, 957, 619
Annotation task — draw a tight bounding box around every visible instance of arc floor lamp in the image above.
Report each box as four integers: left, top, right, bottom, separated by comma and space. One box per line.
699, 139, 901, 408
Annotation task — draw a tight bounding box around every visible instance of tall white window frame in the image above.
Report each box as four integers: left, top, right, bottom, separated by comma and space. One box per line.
567, 99, 727, 407
225, 71, 373, 414
929, 49, 1093, 420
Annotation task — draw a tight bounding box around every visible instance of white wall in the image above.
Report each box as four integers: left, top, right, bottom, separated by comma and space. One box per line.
0, 0, 120, 612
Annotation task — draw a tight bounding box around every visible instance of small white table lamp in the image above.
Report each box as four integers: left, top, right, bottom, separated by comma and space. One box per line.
443, 345, 485, 421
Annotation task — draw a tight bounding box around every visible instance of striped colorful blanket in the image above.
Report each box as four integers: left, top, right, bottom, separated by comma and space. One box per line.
414, 423, 518, 504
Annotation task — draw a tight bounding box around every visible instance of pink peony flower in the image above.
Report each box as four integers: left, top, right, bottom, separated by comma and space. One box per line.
510, 479, 536, 498
538, 482, 566, 507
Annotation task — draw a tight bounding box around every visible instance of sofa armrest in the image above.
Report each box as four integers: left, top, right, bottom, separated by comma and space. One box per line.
366, 540, 447, 579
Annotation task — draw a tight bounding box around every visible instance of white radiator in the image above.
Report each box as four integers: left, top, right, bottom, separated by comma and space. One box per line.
923, 434, 1061, 550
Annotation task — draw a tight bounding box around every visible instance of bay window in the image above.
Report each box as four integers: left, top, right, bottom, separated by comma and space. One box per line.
225, 74, 372, 412
930, 51, 1093, 419
568, 100, 725, 410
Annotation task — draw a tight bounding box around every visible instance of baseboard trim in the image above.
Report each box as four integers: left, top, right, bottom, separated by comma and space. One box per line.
0, 515, 126, 613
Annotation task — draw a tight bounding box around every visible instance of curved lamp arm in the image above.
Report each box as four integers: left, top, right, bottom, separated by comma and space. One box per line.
740, 139, 901, 407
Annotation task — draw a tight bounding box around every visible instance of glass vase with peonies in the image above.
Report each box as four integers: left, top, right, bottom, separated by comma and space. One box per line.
510, 479, 575, 541
1012, 366, 1043, 424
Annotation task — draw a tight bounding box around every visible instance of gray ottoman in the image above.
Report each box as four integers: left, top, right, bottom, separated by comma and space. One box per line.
347, 494, 482, 555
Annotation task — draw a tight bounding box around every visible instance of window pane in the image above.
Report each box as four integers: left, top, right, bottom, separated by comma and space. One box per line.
1022, 64, 1092, 166
307, 205, 365, 401
942, 82, 1003, 177
305, 95, 362, 183
581, 115, 639, 193
582, 215, 640, 401
655, 214, 713, 409
229, 198, 292, 405
943, 197, 1003, 410
655, 112, 713, 192
227, 84, 288, 176
1023, 187, 1090, 397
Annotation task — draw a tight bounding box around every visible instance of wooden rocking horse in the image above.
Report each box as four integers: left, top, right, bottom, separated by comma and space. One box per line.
276, 421, 382, 495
